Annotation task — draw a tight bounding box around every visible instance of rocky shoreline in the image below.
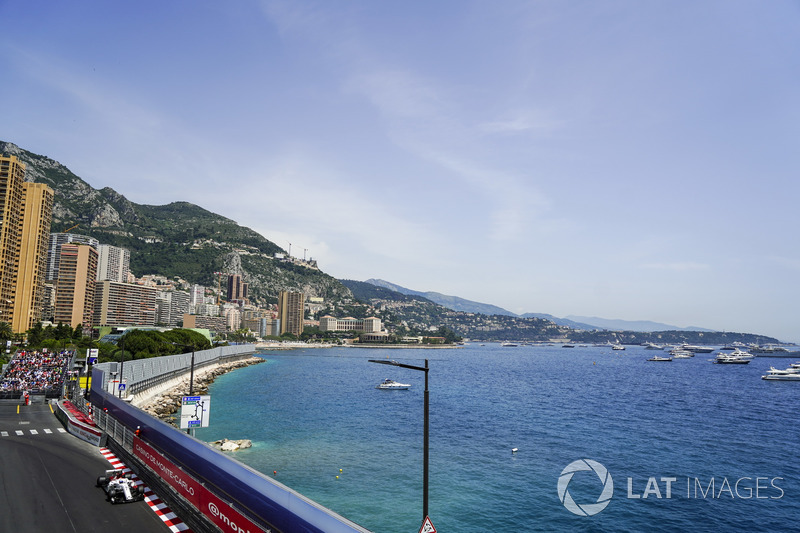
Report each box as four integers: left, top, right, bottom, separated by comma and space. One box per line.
136, 356, 264, 424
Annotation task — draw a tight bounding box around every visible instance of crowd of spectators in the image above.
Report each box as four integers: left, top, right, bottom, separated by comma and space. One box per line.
0, 350, 71, 394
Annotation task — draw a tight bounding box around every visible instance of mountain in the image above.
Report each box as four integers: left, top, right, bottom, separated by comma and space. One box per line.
519, 313, 599, 331
564, 316, 713, 333
2, 140, 780, 344
364, 279, 517, 316
1, 141, 352, 306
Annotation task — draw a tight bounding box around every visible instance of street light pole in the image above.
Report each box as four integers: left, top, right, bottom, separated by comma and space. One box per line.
118, 336, 125, 399
189, 347, 195, 396
423, 358, 429, 520
369, 358, 430, 522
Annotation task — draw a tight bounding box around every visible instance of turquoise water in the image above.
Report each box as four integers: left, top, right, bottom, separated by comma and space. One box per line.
194, 344, 800, 532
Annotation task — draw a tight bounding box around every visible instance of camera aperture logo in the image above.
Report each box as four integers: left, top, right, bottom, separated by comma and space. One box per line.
558, 459, 614, 516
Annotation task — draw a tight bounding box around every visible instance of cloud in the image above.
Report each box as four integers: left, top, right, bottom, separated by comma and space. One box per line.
479, 110, 564, 136
344, 68, 447, 120
207, 149, 438, 265
640, 262, 711, 272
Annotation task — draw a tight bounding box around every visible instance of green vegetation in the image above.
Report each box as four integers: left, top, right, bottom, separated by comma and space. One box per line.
101, 328, 211, 363
4, 141, 784, 346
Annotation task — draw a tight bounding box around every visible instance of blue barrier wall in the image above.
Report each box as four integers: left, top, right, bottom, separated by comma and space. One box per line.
91, 366, 371, 533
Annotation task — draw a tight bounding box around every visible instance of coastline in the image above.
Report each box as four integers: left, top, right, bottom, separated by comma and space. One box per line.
135, 355, 264, 422
255, 341, 463, 350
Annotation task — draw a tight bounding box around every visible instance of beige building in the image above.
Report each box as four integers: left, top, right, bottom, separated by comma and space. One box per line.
278, 290, 305, 336
11, 183, 54, 333
53, 244, 98, 329
94, 280, 157, 327
0, 155, 54, 332
319, 316, 383, 333
183, 313, 227, 333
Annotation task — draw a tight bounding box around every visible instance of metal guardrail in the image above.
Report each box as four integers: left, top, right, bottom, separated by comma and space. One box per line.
88, 350, 373, 533
93, 345, 255, 396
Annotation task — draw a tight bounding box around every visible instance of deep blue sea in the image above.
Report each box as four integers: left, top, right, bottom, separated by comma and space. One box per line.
193, 344, 800, 532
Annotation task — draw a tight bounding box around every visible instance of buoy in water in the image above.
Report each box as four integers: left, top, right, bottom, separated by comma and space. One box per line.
336, 475, 339, 479
273, 471, 277, 475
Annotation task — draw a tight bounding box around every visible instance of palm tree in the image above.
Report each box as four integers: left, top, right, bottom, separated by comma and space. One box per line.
0, 322, 12, 343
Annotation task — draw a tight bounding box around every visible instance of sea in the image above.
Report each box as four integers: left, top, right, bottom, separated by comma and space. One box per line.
193, 343, 800, 533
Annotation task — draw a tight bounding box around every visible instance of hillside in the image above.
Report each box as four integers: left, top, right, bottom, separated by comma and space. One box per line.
0, 141, 352, 305
2, 140, 783, 345
364, 278, 517, 316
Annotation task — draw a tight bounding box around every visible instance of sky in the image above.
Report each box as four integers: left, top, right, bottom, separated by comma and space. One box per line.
2, 1, 800, 342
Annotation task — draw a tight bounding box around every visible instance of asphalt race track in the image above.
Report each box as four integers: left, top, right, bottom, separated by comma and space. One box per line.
0, 402, 171, 533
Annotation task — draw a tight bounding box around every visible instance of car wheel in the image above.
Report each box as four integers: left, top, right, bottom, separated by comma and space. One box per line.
96, 476, 107, 487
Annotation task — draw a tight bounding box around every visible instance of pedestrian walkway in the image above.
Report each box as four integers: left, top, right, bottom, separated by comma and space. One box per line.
99, 447, 192, 533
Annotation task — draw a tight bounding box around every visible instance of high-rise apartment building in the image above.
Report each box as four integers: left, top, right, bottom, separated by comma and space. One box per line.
96, 244, 131, 283
227, 274, 248, 303
94, 280, 157, 327
278, 290, 305, 336
0, 155, 54, 332
46, 232, 99, 282
0, 155, 25, 324
12, 183, 54, 333
190, 284, 205, 306
53, 243, 98, 329
156, 289, 190, 327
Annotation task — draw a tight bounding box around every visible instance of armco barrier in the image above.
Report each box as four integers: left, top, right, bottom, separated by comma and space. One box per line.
91, 353, 371, 533
54, 399, 104, 446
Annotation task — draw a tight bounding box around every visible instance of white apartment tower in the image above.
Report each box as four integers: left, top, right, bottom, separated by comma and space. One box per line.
96, 244, 131, 283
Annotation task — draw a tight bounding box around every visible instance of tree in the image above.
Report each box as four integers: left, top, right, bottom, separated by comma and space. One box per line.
27, 322, 44, 346
0, 322, 11, 343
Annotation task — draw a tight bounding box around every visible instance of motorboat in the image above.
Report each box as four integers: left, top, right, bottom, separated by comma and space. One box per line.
764, 366, 800, 376
648, 355, 672, 362
501, 342, 519, 347
762, 370, 800, 381
672, 352, 693, 359
680, 344, 714, 354
376, 379, 411, 390
643, 342, 664, 350
612, 344, 625, 351
713, 349, 754, 364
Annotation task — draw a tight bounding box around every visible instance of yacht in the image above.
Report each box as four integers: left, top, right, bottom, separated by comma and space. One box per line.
764, 366, 800, 376
762, 366, 800, 380
643, 342, 664, 350
680, 344, 714, 354
712, 349, 754, 364
647, 355, 672, 362
612, 344, 625, 351
376, 379, 411, 390
501, 342, 519, 347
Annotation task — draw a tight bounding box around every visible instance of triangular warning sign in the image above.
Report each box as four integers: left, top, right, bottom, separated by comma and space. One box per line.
418, 515, 436, 533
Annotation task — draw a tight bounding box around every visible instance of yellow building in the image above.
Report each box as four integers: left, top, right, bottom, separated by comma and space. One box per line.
0, 155, 25, 324
53, 243, 98, 329
0, 156, 54, 332
12, 183, 54, 333
278, 290, 305, 336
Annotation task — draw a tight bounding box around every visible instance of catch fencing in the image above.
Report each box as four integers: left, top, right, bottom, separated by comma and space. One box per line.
93, 344, 253, 397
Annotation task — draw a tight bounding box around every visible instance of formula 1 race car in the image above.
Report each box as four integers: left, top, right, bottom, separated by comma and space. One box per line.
96, 469, 146, 504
